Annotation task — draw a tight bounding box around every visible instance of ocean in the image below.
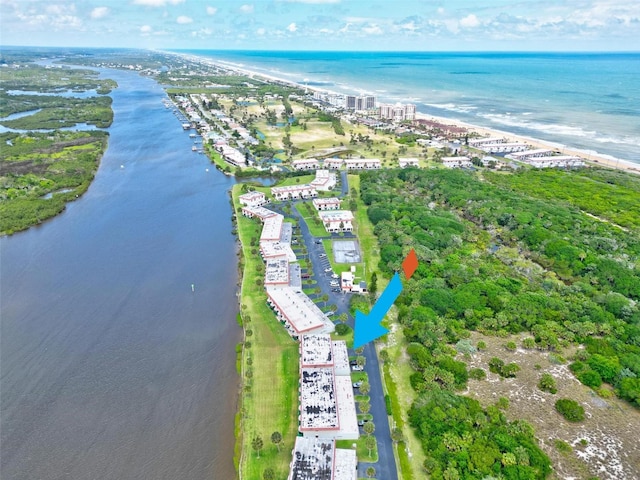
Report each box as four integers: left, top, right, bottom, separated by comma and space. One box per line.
177, 50, 640, 164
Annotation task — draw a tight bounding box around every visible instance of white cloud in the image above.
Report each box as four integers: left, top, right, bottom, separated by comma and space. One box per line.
177, 15, 193, 24
400, 20, 418, 32
281, 0, 340, 3
206, 6, 218, 15
362, 24, 382, 35
240, 4, 254, 13
287, 22, 297, 32
90, 7, 109, 19
191, 27, 213, 38
133, 0, 184, 6
437, 7, 445, 15
256, 27, 266, 35
140, 24, 152, 33
460, 14, 480, 28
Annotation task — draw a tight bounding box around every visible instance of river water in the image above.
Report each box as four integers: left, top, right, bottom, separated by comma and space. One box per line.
1, 68, 241, 479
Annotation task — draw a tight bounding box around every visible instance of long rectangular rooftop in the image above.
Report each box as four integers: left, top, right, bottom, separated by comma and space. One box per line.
288, 438, 334, 480
266, 287, 334, 335
299, 367, 338, 431
300, 334, 333, 368
260, 214, 283, 242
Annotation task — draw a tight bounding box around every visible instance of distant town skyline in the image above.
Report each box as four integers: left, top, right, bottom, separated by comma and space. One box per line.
1, 0, 639, 51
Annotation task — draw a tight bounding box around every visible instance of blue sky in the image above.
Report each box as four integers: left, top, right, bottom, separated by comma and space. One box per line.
2, 0, 639, 51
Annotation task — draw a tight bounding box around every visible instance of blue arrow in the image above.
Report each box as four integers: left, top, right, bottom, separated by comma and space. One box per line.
353, 272, 403, 348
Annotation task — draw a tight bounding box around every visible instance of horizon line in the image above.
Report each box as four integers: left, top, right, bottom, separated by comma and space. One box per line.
2, 45, 640, 55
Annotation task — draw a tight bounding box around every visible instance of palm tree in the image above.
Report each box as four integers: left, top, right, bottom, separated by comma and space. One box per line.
271, 431, 282, 452
363, 421, 375, 436
252, 435, 264, 458
365, 437, 377, 460
359, 381, 370, 396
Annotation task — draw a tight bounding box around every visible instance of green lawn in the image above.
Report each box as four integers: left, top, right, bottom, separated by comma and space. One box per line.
294, 201, 328, 237
336, 435, 379, 463
232, 184, 300, 480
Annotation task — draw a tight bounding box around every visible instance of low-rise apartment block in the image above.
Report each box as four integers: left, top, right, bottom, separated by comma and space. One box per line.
238, 191, 268, 207
398, 157, 420, 168
442, 156, 473, 169
287, 437, 357, 480
318, 210, 354, 233
323, 158, 344, 170
313, 197, 341, 211
271, 184, 318, 201
344, 158, 381, 170
311, 169, 337, 191
266, 287, 335, 337
292, 158, 320, 170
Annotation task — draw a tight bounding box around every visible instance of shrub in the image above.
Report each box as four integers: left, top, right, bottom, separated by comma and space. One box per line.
555, 398, 585, 422
538, 373, 557, 394
554, 439, 573, 454
335, 323, 351, 336
489, 357, 505, 374
504, 341, 517, 351
578, 370, 603, 388
548, 353, 566, 365
469, 368, 486, 380
501, 362, 521, 378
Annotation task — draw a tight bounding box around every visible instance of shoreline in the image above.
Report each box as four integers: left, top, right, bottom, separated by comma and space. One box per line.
173, 50, 640, 176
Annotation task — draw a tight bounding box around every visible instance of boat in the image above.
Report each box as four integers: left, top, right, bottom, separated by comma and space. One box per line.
192, 146, 197, 152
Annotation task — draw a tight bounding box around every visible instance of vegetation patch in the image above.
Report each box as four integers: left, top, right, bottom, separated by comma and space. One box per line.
0, 130, 109, 234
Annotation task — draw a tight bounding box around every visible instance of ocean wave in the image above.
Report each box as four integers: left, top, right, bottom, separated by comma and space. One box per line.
479, 113, 640, 147
425, 102, 478, 114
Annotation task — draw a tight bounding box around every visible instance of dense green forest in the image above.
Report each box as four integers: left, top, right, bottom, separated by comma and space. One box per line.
360, 167, 640, 479
0, 130, 109, 234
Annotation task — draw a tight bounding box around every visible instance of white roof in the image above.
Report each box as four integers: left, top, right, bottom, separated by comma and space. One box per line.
334, 376, 359, 439
300, 367, 338, 430
334, 448, 357, 480
300, 334, 334, 368
288, 437, 334, 480
510, 148, 553, 159
272, 184, 316, 194
242, 205, 277, 220
332, 341, 350, 375
260, 241, 297, 262
238, 191, 266, 204
260, 214, 283, 241
266, 287, 334, 335
313, 197, 341, 206
265, 256, 290, 285
318, 210, 354, 222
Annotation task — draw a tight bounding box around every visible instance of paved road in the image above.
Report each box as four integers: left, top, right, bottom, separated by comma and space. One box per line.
280, 172, 398, 480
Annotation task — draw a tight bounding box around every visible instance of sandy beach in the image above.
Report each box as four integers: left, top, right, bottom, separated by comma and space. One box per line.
178, 52, 640, 176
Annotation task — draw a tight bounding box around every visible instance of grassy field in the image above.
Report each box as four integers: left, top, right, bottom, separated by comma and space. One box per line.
232, 184, 300, 480
294, 201, 328, 237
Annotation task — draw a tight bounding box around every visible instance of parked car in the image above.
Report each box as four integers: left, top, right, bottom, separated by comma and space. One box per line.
331, 288, 340, 292
315, 240, 322, 244
352, 381, 363, 388
331, 274, 339, 279
352, 365, 364, 371
324, 268, 333, 273
330, 282, 339, 287
319, 253, 326, 258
